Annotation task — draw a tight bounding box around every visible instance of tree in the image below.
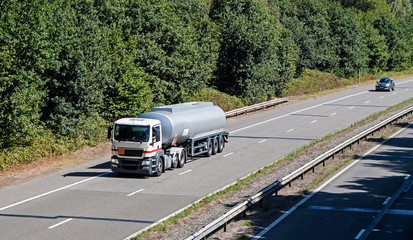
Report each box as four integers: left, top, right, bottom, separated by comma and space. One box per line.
118, 0, 219, 105
212, 0, 297, 103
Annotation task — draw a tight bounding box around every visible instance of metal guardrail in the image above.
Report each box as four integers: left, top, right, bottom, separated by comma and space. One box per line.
225, 98, 289, 118
185, 106, 413, 240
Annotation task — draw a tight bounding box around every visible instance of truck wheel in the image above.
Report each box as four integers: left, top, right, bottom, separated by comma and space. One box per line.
177, 149, 186, 168
218, 136, 225, 153
212, 138, 218, 155
172, 153, 178, 168
205, 140, 212, 157
155, 158, 163, 176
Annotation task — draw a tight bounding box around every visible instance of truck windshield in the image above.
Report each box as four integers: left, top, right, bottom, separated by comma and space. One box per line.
114, 125, 150, 142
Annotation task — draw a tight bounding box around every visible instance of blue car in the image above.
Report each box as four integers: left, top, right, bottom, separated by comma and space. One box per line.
375, 77, 395, 91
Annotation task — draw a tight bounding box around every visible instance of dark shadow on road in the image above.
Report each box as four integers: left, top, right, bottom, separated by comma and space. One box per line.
0, 213, 154, 224
88, 161, 111, 169
290, 113, 329, 118
63, 171, 150, 179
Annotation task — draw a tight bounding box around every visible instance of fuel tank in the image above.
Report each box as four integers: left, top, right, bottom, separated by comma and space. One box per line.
139, 102, 226, 146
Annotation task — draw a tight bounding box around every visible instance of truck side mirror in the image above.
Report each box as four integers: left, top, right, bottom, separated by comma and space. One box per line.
107, 126, 112, 140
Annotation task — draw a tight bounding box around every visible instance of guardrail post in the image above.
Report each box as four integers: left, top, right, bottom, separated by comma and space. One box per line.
323, 159, 325, 167
224, 221, 227, 232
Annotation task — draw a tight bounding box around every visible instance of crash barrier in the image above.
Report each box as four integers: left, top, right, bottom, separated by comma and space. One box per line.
185, 106, 413, 240
225, 98, 289, 118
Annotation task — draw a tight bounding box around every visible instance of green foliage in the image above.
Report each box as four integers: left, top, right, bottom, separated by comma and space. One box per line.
187, 87, 245, 112
0, 0, 411, 170
212, 0, 298, 103
0, 0, 49, 148
286, 69, 346, 96
118, 0, 219, 105
361, 22, 390, 73
275, 0, 338, 75
327, 2, 369, 77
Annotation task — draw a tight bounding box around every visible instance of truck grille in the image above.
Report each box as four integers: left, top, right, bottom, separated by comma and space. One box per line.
122, 149, 143, 157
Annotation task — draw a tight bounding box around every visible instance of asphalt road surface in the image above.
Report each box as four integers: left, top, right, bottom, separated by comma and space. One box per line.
1, 77, 412, 239
253, 123, 413, 240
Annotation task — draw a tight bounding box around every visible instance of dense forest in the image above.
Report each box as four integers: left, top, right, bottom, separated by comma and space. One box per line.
1, 0, 412, 169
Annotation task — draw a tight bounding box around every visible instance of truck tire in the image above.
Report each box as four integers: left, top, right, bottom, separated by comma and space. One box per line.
218, 135, 225, 153
172, 153, 178, 168
177, 149, 186, 168
205, 140, 212, 157
212, 138, 218, 155
155, 158, 164, 176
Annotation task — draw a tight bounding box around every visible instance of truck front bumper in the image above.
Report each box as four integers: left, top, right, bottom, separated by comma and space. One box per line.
111, 156, 153, 175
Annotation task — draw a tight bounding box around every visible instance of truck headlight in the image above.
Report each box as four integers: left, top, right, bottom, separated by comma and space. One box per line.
142, 160, 151, 166
111, 157, 119, 164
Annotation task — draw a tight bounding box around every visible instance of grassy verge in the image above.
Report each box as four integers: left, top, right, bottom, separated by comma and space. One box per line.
0, 122, 108, 171
187, 87, 246, 112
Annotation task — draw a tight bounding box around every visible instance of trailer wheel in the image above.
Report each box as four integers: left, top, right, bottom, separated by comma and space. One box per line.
212, 138, 218, 155
218, 135, 225, 153
155, 158, 164, 177
205, 140, 212, 157
177, 149, 186, 168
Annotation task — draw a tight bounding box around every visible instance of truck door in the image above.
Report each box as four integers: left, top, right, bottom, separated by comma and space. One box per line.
152, 125, 161, 149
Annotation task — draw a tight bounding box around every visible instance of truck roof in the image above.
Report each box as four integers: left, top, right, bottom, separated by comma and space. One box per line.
152, 102, 215, 113
114, 118, 160, 126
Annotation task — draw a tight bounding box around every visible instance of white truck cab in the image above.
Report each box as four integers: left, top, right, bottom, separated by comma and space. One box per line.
109, 118, 165, 175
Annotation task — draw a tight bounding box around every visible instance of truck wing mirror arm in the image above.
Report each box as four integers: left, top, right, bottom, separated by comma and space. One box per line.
107, 126, 112, 140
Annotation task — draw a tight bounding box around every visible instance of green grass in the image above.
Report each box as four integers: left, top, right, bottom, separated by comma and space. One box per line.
240, 220, 254, 227
187, 87, 246, 112
0, 122, 108, 171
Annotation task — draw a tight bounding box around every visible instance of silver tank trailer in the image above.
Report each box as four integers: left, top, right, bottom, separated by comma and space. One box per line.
138, 102, 226, 146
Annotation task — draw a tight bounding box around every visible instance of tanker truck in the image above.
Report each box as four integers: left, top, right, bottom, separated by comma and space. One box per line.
108, 102, 228, 176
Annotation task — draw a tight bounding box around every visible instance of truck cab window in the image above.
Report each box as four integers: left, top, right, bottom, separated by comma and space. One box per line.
114, 125, 150, 142
153, 126, 161, 142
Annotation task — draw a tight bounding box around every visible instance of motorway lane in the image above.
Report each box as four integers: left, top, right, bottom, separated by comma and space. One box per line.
0, 77, 412, 239
253, 123, 413, 240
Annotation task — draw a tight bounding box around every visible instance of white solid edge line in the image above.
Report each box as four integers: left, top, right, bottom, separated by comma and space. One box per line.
251, 123, 411, 240
48, 218, 73, 229
223, 152, 234, 158
179, 169, 193, 176
127, 189, 145, 197
0, 171, 111, 211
